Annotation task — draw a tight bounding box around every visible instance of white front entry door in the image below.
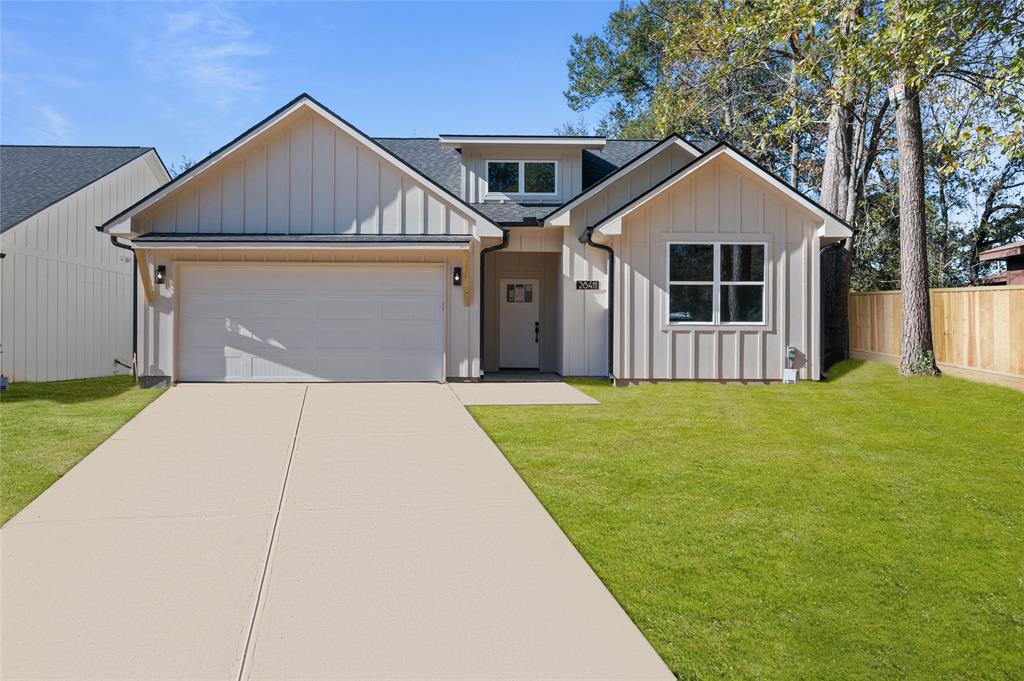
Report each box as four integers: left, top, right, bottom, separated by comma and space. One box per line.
499, 278, 540, 369
178, 264, 445, 382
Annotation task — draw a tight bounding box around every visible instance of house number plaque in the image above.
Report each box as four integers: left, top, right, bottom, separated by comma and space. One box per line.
576, 280, 600, 290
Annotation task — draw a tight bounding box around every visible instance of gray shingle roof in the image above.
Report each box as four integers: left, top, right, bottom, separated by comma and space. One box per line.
371, 138, 717, 225
581, 141, 660, 188
470, 202, 562, 225
1, 145, 154, 232
374, 138, 462, 196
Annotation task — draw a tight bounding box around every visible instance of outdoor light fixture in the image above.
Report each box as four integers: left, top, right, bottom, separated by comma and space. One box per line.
452, 266, 462, 286
155, 265, 166, 286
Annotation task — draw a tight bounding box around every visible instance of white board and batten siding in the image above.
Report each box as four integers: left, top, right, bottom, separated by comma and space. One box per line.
610, 155, 822, 381
0, 152, 168, 382
132, 107, 474, 237
128, 106, 486, 383
560, 143, 697, 377
460, 145, 583, 203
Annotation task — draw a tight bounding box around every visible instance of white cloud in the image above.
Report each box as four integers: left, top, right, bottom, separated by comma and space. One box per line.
138, 3, 269, 107
39, 105, 72, 141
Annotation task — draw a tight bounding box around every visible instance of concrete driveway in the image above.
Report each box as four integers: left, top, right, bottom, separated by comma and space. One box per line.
2, 383, 671, 680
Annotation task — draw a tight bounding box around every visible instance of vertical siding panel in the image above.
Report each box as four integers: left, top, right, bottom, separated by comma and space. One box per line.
740, 177, 764, 234
47, 259, 58, 380
244, 145, 269, 233
154, 205, 175, 233
379, 163, 401, 234
312, 117, 335, 233
719, 164, 740, 233
426, 195, 445, 235
15, 254, 28, 380
0, 252, 14, 378
37, 258, 48, 380
448, 212, 468, 236
404, 183, 424, 235
628, 206, 650, 378
266, 131, 290, 234
289, 116, 313, 233
695, 162, 718, 231
176, 190, 198, 233
334, 133, 357, 234
221, 159, 245, 231
198, 178, 221, 233
357, 146, 380, 234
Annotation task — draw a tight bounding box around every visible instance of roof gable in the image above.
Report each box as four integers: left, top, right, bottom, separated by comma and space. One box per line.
103, 94, 501, 237
593, 143, 852, 237
543, 136, 705, 226
1, 146, 156, 232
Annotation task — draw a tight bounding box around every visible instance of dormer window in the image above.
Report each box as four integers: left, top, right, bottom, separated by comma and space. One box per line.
486, 160, 557, 196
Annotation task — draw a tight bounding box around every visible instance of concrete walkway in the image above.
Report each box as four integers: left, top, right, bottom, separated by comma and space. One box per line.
2, 383, 671, 680
450, 380, 600, 405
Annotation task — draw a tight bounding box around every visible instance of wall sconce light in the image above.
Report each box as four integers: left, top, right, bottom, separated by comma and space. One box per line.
155, 265, 166, 286
452, 266, 462, 286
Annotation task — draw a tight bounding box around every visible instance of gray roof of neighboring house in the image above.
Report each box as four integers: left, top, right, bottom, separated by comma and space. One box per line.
0, 145, 154, 233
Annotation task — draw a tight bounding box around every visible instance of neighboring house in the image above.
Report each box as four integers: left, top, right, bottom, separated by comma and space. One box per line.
99, 94, 850, 386
0, 146, 170, 382
977, 240, 1024, 285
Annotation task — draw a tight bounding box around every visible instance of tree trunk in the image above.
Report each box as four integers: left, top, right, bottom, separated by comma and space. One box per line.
895, 80, 940, 375
818, 86, 856, 371
820, 91, 854, 217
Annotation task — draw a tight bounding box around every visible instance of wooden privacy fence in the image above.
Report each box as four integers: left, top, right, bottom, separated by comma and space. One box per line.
849, 286, 1024, 390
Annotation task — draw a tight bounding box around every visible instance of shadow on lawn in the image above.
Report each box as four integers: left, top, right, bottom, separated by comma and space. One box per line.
0, 375, 138, 405
825, 359, 868, 382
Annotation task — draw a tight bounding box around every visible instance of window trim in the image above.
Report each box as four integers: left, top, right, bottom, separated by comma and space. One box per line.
485, 159, 559, 198
666, 240, 768, 326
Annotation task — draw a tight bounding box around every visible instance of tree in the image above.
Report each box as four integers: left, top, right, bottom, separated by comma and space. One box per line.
877, 0, 1023, 374
169, 155, 200, 178
566, 0, 1023, 375
554, 117, 591, 136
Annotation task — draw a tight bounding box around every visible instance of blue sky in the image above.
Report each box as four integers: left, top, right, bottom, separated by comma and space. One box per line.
1, 1, 617, 167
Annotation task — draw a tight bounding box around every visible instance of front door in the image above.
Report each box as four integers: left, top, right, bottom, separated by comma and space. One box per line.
499, 278, 540, 369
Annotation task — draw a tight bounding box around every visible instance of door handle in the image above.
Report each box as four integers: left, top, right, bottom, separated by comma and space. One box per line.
534, 321, 539, 343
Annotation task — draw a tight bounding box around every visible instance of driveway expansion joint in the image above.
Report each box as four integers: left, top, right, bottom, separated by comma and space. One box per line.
236, 385, 308, 681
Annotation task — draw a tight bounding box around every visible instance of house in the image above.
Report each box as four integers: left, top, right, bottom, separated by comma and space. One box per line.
1, 146, 170, 382
99, 94, 851, 386
977, 240, 1024, 285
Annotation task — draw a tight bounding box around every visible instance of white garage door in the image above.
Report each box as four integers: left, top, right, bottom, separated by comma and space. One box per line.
179, 265, 445, 382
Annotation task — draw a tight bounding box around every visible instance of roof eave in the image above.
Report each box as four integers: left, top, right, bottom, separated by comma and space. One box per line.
100, 94, 504, 238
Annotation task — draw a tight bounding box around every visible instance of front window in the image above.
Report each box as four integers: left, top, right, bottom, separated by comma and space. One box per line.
487, 161, 557, 195
668, 243, 766, 324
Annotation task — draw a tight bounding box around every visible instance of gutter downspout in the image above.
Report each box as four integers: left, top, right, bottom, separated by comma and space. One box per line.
479, 228, 510, 379
581, 226, 615, 382
103, 230, 138, 378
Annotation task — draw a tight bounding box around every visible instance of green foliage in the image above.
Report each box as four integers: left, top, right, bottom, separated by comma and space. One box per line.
565, 1, 671, 137
565, 0, 1024, 290
902, 348, 939, 376
472, 361, 1024, 679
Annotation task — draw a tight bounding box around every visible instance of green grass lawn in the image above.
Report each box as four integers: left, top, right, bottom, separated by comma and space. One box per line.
470, 360, 1024, 680
0, 376, 164, 525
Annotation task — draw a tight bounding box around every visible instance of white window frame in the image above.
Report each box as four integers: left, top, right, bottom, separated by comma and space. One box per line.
666, 241, 768, 326
485, 160, 559, 198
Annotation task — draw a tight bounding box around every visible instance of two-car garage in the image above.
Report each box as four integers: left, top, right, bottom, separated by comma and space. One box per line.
177, 264, 446, 382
